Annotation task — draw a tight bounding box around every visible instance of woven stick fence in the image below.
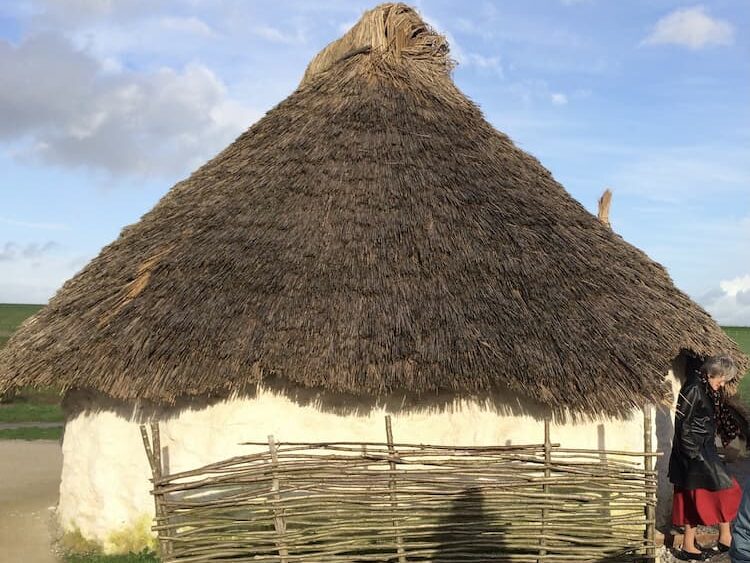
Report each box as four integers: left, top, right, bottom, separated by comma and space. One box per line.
141, 411, 658, 562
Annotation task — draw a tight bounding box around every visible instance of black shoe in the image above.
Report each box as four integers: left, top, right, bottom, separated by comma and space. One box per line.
696, 542, 716, 554
675, 549, 710, 561
698, 541, 731, 555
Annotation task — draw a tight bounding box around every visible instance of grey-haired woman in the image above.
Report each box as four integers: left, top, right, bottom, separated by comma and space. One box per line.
668, 355, 742, 561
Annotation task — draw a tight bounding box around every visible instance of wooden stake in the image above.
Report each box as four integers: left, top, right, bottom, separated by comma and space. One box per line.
268, 435, 289, 563
151, 423, 173, 557
538, 418, 551, 563
151, 422, 162, 477
598, 188, 613, 227
139, 425, 156, 474
643, 406, 656, 560
386, 416, 407, 563
140, 423, 171, 559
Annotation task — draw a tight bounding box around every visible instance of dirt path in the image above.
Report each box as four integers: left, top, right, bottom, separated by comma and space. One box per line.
0, 440, 62, 563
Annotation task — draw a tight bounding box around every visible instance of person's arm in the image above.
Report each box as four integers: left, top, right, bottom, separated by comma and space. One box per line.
676, 385, 709, 460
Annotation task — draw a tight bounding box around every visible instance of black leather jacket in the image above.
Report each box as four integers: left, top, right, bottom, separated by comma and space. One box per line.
668, 378, 734, 491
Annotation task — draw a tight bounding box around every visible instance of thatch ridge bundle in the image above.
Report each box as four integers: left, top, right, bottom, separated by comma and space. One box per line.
302, 3, 452, 86
0, 3, 746, 414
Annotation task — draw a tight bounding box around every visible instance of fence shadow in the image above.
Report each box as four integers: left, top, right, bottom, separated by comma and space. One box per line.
427, 487, 509, 562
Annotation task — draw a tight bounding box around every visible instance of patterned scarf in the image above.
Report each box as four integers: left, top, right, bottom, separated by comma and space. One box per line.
699, 372, 740, 447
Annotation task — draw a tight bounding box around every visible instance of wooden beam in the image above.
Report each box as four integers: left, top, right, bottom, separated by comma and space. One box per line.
598, 189, 613, 227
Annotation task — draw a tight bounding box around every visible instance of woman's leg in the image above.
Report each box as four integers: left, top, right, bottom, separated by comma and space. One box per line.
683, 524, 701, 553
719, 522, 732, 546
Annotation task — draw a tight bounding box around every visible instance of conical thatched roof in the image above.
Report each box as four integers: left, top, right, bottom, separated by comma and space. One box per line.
0, 3, 746, 414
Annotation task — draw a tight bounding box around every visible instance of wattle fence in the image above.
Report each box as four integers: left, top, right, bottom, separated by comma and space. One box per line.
141, 411, 657, 562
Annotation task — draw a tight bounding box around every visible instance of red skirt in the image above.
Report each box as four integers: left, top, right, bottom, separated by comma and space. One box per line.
672, 478, 742, 526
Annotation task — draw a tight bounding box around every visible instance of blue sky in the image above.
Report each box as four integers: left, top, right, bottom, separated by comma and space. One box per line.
0, 0, 748, 324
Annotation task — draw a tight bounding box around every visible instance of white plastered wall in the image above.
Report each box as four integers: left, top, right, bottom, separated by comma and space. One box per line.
654, 360, 684, 531
58, 370, 680, 553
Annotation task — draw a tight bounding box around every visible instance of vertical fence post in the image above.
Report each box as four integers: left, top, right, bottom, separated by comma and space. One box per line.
643, 406, 656, 561
385, 415, 407, 563
150, 422, 172, 558
268, 435, 289, 563
538, 418, 551, 563
140, 423, 171, 559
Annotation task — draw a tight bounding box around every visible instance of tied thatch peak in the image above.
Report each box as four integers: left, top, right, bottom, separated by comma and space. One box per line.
301, 3, 452, 86
0, 3, 746, 414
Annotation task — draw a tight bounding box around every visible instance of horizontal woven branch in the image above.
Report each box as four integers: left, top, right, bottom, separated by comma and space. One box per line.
147, 427, 657, 562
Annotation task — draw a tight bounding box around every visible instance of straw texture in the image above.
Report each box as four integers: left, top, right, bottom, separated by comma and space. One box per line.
0, 3, 745, 413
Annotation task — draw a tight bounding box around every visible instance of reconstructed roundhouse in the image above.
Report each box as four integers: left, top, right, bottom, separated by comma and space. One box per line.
1, 3, 746, 553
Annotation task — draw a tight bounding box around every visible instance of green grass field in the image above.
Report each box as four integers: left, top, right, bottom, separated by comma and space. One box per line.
0, 303, 42, 347
0, 402, 64, 422
725, 326, 750, 356
0, 426, 63, 440
725, 326, 750, 397
0, 304, 62, 406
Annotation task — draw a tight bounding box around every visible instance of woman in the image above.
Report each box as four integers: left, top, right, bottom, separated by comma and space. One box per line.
668, 355, 742, 561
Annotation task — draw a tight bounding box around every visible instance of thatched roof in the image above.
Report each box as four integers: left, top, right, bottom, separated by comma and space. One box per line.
0, 3, 746, 414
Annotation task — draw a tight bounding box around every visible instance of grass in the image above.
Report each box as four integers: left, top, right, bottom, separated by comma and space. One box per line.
726, 326, 750, 398
63, 552, 159, 563
1, 384, 62, 404
725, 326, 750, 355
0, 402, 64, 422
0, 426, 63, 440
0, 303, 42, 342
0, 303, 61, 405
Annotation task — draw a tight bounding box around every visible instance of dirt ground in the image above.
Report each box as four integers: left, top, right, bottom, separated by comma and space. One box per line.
0, 440, 62, 563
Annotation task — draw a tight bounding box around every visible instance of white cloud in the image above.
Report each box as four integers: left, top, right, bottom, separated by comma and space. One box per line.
448, 6, 585, 49
252, 24, 307, 45
721, 275, 750, 299
643, 6, 734, 50
0, 33, 261, 177
550, 93, 568, 106
30, 0, 164, 27
411, 8, 502, 76
495, 79, 573, 108
453, 17, 495, 41
0, 217, 69, 231
0, 239, 89, 303
0, 241, 59, 261
463, 53, 504, 76
0, 252, 88, 304
701, 274, 750, 326
160, 16, 214, 37
609, 146, 749, 202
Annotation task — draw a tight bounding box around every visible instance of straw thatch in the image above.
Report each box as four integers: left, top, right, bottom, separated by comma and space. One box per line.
0, 3, 745, 414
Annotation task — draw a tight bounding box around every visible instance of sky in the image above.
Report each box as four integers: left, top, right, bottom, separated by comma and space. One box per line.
0, 0, 748, 324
